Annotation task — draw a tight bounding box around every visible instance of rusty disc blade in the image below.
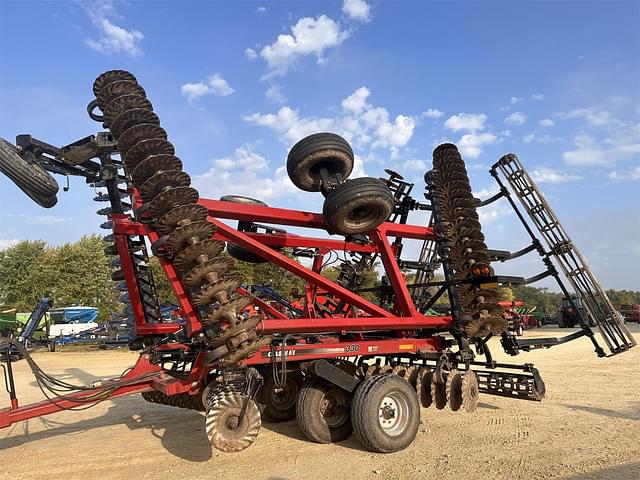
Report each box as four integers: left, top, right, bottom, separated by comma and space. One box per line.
165, 221, 216, 254
155, 204, 208, 236
218, 337, 271, 366
173, 239, 226, 273
111, 108, 160, 139
104, 95, 153, 127
140, 170, 190, 202
124, 138, 175, 169
192, 276, 244, 306
131, 154, 183, 186
452, 239, 488, 256
183, 258, 235, 288
118, 124, 167, 153
201, 296, 252, 326
450, 197, 478, 209
147, 186, 198, 218
210, 315, 261, 346
97, 80, 146, 111
93, 70, 137, 97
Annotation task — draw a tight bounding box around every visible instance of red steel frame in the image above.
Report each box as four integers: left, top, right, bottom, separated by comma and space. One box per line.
1, 191, 452, 428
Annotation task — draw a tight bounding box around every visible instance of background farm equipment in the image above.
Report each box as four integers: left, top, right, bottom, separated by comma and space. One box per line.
499, 300, 539, 336
0, 70, 635, 455
619, 304, 640, 323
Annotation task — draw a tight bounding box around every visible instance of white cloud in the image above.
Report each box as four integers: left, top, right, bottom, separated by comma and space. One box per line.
530, 167, 580, 184
342, 86, 371, 114
500, 129, 511, 137
0, 238, 20, 249
608, 166, 640, 181
265, 84, 287, 105
444, 113, 487, 132
558, 107, 620, 127
3, 214, 71, 224
561, 128, 640, 167
539, 118, 555, 127
343, 0, 371, 22
422, 108, 444, 119
402, 159, 427, 171
523, 133, 535, 144
504, 111, 527, 126
245, 48, 258, 60
84, 2, 144, 57
510, 96, 523, 105
256, 6, 267, 13
530, 93, 544, 101
181, 74, 234, 102
259, 15, 350, 76
193, 145, 292, 201
473, 187, 512, 225
244, 86, 416, 153
457, 132, 497, 159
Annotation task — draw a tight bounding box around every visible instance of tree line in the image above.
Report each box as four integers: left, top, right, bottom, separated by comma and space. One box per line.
1, 238, 638, 321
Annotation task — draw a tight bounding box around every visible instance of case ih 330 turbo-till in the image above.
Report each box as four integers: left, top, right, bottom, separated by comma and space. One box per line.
0, 70, 635, 454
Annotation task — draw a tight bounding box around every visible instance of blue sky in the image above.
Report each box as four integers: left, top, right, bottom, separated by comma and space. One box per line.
0, 0, 638, 290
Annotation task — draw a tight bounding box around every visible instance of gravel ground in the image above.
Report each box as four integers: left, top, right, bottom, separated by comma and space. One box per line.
1, 325, 639, 480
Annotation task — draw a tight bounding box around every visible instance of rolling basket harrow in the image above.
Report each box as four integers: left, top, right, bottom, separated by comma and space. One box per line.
0, 70, 635, 453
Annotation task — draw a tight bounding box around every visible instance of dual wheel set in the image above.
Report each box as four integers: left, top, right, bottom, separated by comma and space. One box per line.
256, 370, 421, 454
286, 133, 396, 236
252, 363, 479, 454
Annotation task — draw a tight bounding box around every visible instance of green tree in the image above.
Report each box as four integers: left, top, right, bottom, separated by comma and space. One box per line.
149, 256, 177, 305
0, 240, 52, 310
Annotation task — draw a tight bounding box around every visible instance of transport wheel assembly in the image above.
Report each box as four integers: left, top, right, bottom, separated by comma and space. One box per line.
323, 177, 395, 235
351, 374, 420, 453
296, 378, 353, 443
286, 132, 354, 192
259, 370, 303, 423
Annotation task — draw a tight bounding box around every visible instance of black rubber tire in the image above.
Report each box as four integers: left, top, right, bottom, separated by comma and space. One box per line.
323, 177, 395, 235
0, 138, 59, 207
260, 370, 303, 423
296, 378, 352, 443
287, 133, 354, 192
220, 195, 269, 263
226, 242, 266, 264
351, 373, 420, 453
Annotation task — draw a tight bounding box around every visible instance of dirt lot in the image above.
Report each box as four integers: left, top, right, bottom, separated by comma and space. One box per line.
1, 325, 639, 480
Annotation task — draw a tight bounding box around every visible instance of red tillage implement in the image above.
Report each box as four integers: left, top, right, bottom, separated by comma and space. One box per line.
0, 70, 634, 454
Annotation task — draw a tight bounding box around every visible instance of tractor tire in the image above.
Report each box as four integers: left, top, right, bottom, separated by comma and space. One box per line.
0, 138, 59, 208
296, 378, 352, 443
323, 177, 395, 235
287, 133, 354, 192
220, 195, 268, 263
260, 370, 303, 423
226, 243, 267, 264
351, 373, 420, 453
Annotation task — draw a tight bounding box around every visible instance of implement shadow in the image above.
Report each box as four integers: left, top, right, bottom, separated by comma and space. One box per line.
562, 402, 640, 421
3, 367, 213, 462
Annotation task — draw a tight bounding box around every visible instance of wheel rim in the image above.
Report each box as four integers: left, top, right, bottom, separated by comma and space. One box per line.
269, 378, 298, 411
378, 391, 410, 436
320, 388, 349, 428
345, 204, 383, 231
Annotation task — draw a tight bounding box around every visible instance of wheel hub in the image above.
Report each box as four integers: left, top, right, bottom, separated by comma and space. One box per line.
378, 393, 409, 436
